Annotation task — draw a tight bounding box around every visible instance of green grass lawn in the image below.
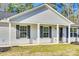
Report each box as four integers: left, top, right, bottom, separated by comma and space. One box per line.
0, 44, 79, 56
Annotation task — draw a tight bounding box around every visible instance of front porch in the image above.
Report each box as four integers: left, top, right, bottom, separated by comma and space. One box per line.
10, 23, 71, 45
35, 24, 71, 44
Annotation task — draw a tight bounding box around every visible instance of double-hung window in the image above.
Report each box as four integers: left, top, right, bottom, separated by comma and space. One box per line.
43, 27, 49, 37
16, 25, 30, 39
70, 28, 77, 37
20, 26, 27, 38
40, 26, 52, 38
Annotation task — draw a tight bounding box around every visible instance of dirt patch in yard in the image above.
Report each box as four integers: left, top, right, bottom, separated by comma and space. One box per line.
0, 47, 11, 52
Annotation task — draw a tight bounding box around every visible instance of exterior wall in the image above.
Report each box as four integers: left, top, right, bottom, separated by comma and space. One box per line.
62, 26, 78, 43
39, 24, 57, 43
0, 23, 9, 45
62, 27, 67, 43
77, 38, 79, 42
11, 23, 38, 45
1, 23, 78, 46
30, 24, 37, 44
52, 26, 57, 43
77, 28, 79, 42
11, 24, 58, 45
70, 37, 76, 42
1, 23, 79, 45
12, 23, 78, 45
70, 27, 79, 42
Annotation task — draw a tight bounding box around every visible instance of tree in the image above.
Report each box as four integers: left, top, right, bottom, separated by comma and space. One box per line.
6, 3, 16, 13
16, 4, 26, 13
61, 3, 68, 17
60, 3, 78, 23
6, 3, 33, 13
48, 3, 57, 10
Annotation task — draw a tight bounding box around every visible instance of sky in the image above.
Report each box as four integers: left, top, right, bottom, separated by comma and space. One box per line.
32, 3, 43, 7
56, 3, 63, 13
56, 3, 78, 16
72, 3, 79, 15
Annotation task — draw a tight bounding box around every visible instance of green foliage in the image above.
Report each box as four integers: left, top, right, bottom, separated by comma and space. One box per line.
69, 15, 78, 23
48, 3, 57, 10
16, 4, 26, 13
6, 4, 15, 12
6, 3, 32, 13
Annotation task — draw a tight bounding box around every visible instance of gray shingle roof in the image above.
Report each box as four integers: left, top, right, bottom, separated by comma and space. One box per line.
0, 11, 16, 20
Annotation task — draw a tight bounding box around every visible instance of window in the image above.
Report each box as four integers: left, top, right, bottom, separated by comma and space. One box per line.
20, 26, 27, 38
43, 27, 49, 37
16, 25, 30, 39
40, 26, 52, 38
70, 28, 77, 37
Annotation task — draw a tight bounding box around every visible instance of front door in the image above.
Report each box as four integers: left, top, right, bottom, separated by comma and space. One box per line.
59, 27, 63, 43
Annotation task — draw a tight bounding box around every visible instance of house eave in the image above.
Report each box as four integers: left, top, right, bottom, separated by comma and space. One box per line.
0, 18, 9, 23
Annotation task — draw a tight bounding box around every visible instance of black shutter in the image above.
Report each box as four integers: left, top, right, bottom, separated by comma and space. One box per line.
66, 26, 69, 42
49, 26, 52, 38
66, 27, 68, 38
40, 26, 43, 38
27, 25, 30, 39
16, 25, 20, 39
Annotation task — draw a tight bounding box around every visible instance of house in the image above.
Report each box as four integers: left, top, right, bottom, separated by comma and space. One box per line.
0, 4, 79, 46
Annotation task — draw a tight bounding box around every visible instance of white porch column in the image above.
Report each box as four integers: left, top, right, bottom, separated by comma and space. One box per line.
57, 24, 59, 43
37, 23, 40, 44
9, 22, 11, 45
68, 25, 71, 43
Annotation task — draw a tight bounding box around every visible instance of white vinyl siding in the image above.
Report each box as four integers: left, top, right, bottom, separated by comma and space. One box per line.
0, 23, 9, 45
78, 28, 79, 37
